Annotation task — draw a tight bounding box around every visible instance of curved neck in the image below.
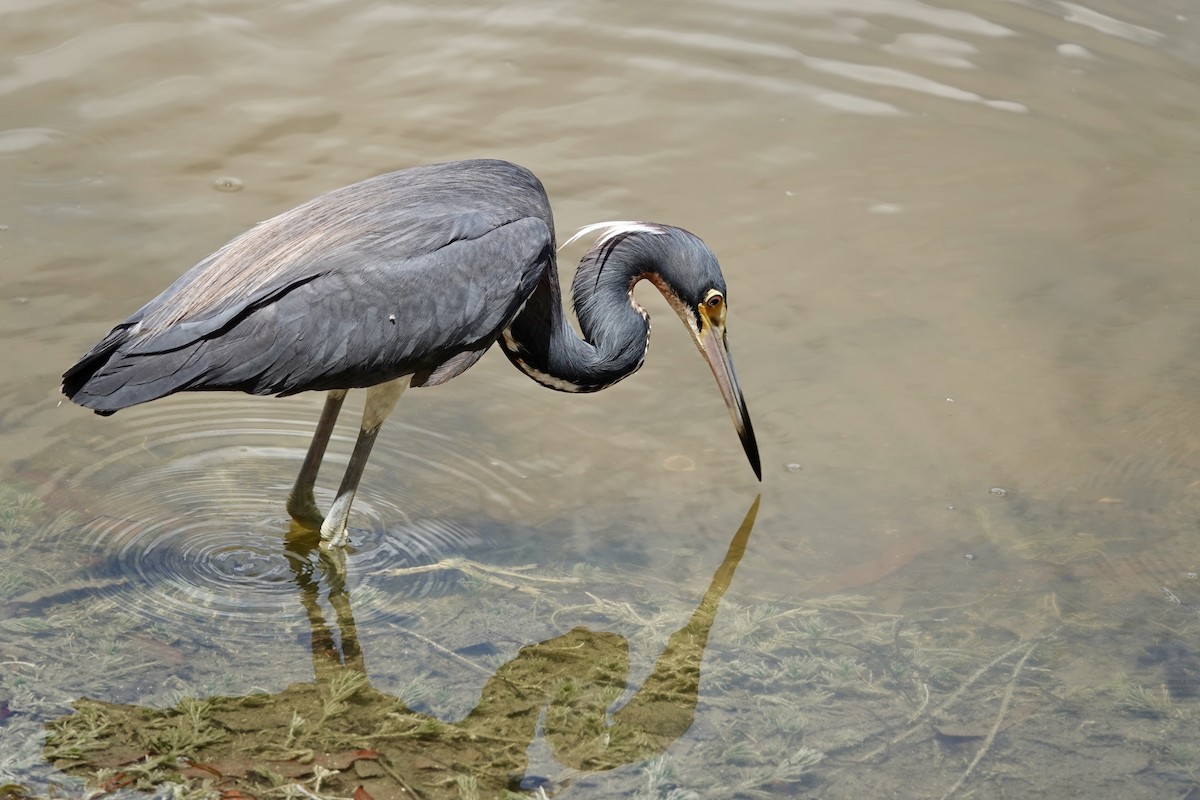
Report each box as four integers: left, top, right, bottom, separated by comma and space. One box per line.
500, 242, 650, 393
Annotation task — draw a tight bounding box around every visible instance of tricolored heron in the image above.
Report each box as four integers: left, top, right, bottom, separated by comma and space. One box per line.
62, 159, 760, 547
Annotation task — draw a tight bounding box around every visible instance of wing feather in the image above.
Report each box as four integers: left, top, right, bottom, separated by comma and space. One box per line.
65, 207, 552, 412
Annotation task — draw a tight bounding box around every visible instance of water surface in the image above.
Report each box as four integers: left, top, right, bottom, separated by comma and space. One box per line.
2, 0, 1199, 797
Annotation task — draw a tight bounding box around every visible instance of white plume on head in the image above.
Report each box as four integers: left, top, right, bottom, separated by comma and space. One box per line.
559, 221, 667, 252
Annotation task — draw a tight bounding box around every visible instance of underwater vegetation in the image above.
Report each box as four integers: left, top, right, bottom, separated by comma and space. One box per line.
0, 486, 1197, 798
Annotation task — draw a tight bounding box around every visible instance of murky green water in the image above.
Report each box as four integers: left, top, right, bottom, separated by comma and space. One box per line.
3, 0, 1199, 797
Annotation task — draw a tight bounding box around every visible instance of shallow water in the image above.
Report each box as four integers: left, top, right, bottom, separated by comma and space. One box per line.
3, 0, 1200, 797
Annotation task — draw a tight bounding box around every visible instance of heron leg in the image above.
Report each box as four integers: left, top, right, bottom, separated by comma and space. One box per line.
320, 378, 407, 548
287, 389, 349, 529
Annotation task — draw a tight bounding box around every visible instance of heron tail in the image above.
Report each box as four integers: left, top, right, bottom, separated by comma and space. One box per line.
61, 321, 210, 415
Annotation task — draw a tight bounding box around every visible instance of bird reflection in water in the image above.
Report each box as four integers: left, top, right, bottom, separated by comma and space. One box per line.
45, 498, 760, 798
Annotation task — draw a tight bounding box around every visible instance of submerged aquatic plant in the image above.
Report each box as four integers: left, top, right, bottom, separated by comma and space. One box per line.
0, 487, 41, 541
633, 755, 701, 800
1119, 684, 1176, 719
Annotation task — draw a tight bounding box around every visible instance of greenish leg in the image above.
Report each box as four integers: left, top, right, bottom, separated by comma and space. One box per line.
287, 389, 348, 529
320, 379, 406, 548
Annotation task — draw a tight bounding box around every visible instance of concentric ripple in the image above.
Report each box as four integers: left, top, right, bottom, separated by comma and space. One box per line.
46, 394, 538, 639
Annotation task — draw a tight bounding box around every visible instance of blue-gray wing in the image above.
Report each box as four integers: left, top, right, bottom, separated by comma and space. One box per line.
65, 214, 552, 411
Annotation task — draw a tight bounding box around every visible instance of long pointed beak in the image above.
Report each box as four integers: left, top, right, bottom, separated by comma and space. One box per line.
699, 322, 762, 480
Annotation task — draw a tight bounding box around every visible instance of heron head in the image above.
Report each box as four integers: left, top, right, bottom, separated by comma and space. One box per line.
566, 222, 761, 480
648, 228, 761, 481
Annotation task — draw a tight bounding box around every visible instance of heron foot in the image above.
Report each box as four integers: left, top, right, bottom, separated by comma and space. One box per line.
319, 521, 351, 549
319, 492, 356, 549
286, 491, 326, 531
378, 557, 578, 596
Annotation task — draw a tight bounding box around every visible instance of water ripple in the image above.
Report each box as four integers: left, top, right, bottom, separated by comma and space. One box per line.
1059, 1, 1165, 45
804, 55, 1029, 113
46, 395, 535, 638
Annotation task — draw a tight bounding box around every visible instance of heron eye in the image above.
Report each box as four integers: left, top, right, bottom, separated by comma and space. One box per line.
705, 294, 724, 309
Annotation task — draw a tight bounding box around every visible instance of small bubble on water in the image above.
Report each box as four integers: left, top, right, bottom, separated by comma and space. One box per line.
664, 454, 695, 472
1187, 572, 1198, 580
989, 487, 1008, 496
786, 463, 802, 472
964, 553, 975, 560
212, 176, 244, 193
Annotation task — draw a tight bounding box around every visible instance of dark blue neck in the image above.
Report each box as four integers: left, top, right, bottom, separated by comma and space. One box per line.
500, 239, 651, 393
